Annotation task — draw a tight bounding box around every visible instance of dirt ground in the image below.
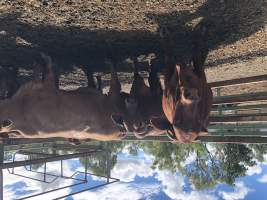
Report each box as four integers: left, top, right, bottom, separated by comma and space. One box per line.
0, 0, 266, 93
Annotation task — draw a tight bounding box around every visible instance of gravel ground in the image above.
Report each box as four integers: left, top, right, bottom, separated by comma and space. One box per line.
0, 0, 266, 89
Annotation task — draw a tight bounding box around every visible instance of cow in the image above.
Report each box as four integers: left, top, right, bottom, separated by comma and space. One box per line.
133, 26, 213, 143
151, 26, 213, 143
124, 57, 166, 138
0, 53, 132, 141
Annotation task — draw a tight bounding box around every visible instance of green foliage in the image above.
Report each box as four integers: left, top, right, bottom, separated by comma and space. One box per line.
140, 142, 259, 189
249, 144, 267, 162
79, 141, 140, 176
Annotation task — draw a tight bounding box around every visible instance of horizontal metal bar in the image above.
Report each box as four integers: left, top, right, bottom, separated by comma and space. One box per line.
17, 150, 57, 157
213, 92, 267, 105
1, 150, 103, 169
210, 113, 267, 122
208, 131, 267, 136
1, 138, 65, 146
211, 104, 267, 111
124, 135, 267, 144
209, 124, 267, 129
51, 144, 102, 150
209, 75, 267, 88
7, 170, 58, 184
18, 181, 86, 200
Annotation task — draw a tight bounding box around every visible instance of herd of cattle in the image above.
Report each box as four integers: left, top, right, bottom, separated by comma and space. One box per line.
0, 27, 213, 144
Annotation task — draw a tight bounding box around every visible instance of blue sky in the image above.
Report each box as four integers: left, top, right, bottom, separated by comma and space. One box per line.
2, 145, 267, 200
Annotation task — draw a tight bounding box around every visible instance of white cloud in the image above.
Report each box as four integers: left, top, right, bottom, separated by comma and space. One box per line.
72, 182, 161, 200
111, 158, 153, 182
246, 164, 262, 176
262, 154, 267, 165
219, 182, 253, 200
112, 151, 217, 200
3, 160, 77, 200
258, 174, 267, 183
156, 170, 217, 200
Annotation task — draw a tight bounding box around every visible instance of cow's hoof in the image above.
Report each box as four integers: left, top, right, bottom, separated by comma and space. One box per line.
159, 26, 170, 38
0, 132, 9, 138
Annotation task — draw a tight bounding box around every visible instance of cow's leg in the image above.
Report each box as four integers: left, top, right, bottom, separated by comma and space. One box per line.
83, 67, 96, 89
87, 71, 95, 88
8, 68, 19, 98
191, 23, 209, 76
104, 40, 121, 98
108, 59, 121, 99
54, 68, 60, 89
96, 75, 102, 93
0, 67, 19, 99
130, 57, 149, 98
33, 62, 44, 81
148, 59, 162, 96
159, 27, 176, 82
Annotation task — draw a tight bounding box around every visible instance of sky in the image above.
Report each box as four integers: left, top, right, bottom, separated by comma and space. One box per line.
2, 146, 267, 200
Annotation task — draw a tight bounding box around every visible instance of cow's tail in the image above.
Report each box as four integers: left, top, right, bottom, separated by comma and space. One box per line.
40, 52, 57, 89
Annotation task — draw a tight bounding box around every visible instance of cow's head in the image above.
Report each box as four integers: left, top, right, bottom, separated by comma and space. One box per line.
108, 91, 150, 136
124, 96, 152, 134
150, 63, 209, 143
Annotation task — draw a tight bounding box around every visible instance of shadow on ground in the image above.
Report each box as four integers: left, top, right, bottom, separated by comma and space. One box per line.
0, 0, 265, 75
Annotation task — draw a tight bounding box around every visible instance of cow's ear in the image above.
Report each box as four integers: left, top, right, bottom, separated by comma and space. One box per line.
111, 114, 124, 128
150, 116, 172, 131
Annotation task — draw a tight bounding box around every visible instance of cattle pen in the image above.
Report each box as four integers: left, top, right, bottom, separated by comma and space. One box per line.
0, 74, 266, 199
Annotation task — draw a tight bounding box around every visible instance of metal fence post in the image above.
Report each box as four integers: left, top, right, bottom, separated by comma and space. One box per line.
0, 143, 4, 200
106, 151, 110, 183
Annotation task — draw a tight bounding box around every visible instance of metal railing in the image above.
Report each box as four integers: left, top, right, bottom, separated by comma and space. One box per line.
0, 143, 119, 200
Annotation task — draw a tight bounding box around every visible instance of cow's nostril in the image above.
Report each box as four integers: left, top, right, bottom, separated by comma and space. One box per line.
133, 122, 145, 131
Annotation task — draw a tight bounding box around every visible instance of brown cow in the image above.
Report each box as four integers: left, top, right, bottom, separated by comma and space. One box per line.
146, 26, 213, 143
124, 57, 166, 138
0, 53, 131, 141
132, 26, 213, 143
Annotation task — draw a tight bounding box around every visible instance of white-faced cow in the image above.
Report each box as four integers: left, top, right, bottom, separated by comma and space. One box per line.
0, 53, 132, 141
